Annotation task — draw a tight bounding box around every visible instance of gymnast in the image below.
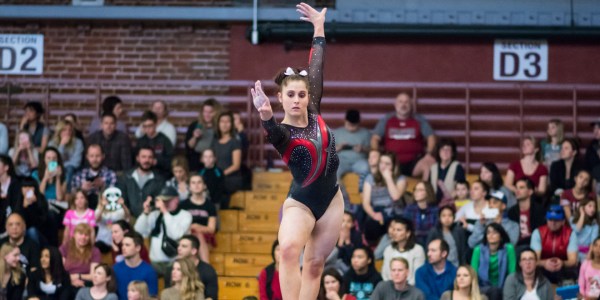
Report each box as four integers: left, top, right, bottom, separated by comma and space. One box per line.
250, 3, 344, 299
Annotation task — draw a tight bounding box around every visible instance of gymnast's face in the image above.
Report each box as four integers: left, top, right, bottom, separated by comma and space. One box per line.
278, 80, 309, 118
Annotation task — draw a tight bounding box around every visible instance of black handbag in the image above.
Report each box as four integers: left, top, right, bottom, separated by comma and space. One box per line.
160, 219, 178, 257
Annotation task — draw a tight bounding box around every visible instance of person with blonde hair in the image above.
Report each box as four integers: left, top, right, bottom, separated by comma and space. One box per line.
127, 280, 151, 300
161, 258, 205, 300
441, 265, 488, 300
0, 243, 26, 298
540, 119, 564, 168
59, 223, 101, 288
504, 136, 548, 196
48, 120, 84, 187
371, 257, 424, 299
166, 156, 191, 201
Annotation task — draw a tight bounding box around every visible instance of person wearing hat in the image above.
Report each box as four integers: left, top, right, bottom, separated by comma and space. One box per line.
134, 184, 192, 277
332, 109, 371, 180
19, 101, 50, 151
530, 205, 578, 284
468, 190, 519, 249
585, 118, 600, 172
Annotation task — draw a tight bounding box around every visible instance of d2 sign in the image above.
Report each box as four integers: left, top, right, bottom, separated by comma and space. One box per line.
493, 39, 548, 81
0, 34, 44, 75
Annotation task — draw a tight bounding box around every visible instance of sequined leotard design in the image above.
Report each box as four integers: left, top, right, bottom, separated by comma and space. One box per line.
262, 37, 339, 220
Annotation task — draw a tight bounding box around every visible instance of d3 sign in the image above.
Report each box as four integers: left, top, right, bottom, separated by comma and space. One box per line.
493, 39, 548, 81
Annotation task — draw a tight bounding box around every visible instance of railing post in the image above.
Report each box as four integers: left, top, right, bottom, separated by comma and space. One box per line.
572, 87, 577, 136
465, 86, 471, 173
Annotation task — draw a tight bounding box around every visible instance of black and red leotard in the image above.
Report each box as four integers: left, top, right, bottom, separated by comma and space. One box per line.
261, 37, 339, 220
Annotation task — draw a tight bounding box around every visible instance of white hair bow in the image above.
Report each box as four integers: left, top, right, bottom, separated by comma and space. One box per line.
284, 67, 308, 77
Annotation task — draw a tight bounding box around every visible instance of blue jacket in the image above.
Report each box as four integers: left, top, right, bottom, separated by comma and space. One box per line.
415, 261, 457, 300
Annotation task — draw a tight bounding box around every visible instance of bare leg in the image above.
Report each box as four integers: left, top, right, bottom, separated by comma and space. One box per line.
278, 200, 316, 300
195, 232, 210, 263
299, 189, 344, 299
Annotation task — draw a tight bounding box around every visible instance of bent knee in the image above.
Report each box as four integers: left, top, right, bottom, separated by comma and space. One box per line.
279, 241, 303, 262
303, 256, 325, 279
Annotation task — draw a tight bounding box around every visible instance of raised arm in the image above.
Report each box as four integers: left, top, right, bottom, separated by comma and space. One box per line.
297, 3, 327, 112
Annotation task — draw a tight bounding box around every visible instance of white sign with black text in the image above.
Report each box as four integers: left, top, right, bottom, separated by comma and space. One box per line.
493, 39, 548, 81
0, 34, 44, 75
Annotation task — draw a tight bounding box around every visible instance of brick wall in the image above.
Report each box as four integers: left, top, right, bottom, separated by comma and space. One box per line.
0, 22, 232, 148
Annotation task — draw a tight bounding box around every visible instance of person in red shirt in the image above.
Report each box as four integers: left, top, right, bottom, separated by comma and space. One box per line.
258, 240, 282, 300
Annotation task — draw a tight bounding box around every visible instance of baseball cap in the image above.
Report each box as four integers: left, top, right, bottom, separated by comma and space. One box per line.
546, 205, 565, 221
489, 190, 507, 204
156, 185, 178, 201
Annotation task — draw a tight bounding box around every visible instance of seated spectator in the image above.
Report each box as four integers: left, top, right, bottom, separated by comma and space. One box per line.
95, 189, 131, 254
48, 121, 84, 186
117, 147, 165, 218
258, 240, 281, 300
19, 101, 50, 151
578, 237, 600, 299
530, 205, 578, 284
88, 96, 127, 134
441, 265, 488, 300
232, 111, 251, 189
62, 190, 96, 244
71, 144, 117, 210
507, 178, 546, 247
9, 131, 38, 177
185, 98, 221, 172
0, 243, 26, 299
456, 180, 490, 232
198, 149, 225, 208
471, 223, 516, 299
32, 147, 67, 212
404, 181, 439, 246
113, 231, 158, 300
110, 220, 149, 264
135, 100, 177, 146
163, 235, 218, 300
585, 118, 600, 172
370, 92, 436, 178
211, 111, 243, 206
540, 119, 563, 168
549, 138, 584, 196
504, 136, 548, 196
342, 246, 382, 300
336, 212, 364, 273
468, 191, 519, 249
361, 152, 406, 245
135, 185, 192, 277
373, 222, 392, 261
180, 175, 216, 263
74, 263, 117, 300
427, 205, 469, 266
0, 122, 7, 155
560, 169, 594, 220
317, 268, 355, 300
415, 238, 457, 300
63, 113, 85, 143
371, 257, 425, 300
161, 258, 205, 300
570, 197, 599, 262
60, 224, 101, 288
382, 217, 425, 284
503, 248, 553, 300
136, 111, 174, 177
166, 156, 191, 201
17, 177, 49, 246
27, 246, 72, 300
333, 109, 370, 180
479, 162, 516, 209
428, 138, 465, 203
0, 212, 41, 273
126, 281, 150, 300
360, 149, 381, 194
0, 155, 22, 237
87, 113, 132, 173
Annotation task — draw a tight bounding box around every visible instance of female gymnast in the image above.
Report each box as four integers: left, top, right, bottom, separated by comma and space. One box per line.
250, 3, 344, 299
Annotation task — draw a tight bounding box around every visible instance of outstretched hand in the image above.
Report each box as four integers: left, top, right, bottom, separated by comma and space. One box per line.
296, 2, 327, 29
250, 80, 273, 121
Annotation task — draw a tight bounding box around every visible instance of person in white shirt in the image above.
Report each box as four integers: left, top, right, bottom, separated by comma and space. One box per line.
135, 100, 177, 146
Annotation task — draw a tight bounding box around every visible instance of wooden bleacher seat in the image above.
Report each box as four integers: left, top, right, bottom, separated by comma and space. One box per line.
210, 253, 225, 275
218, 276, 259, 300
230, 233, 278, 254
218, 210, 239, 233
341, 173, 362, 205
251, 171, 292, 192
238, 212, 279, 233
224, 253, 272, 277
229, 191, 246, 209
213, 232, 232, 253
244, 191, 287, 213
466, 173, 479, 185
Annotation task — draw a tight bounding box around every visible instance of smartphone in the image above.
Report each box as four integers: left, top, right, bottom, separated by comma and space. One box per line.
342, 144, 353, 150
25, 189, 34, 198
196, 123, 203, 130
48, 161, 58, 172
